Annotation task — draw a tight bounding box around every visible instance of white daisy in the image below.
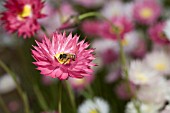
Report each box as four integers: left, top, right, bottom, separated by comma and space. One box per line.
128, 60, 159, 85
78, 97, 110, 113
0, 73, 17, 94
125, 100, 160, 113
101, 1, 133, 20
164, 19, 170, 41
137, 76, 169, 107
112, 31, 140, 53
92, 38, 115, 54
144, 50, 170, 75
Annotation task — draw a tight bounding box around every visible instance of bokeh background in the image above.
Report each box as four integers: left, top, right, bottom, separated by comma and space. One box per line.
1, 0, 170, 113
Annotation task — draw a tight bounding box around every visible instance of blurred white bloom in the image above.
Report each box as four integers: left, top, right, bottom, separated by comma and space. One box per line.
144, 50, 170, 75
161, 105, 170, 113
101, 1, 124, 19
101, 1, 133, 19
0, 73, 16, 94
78, 97, 110, 113
164, 19, 170, 41
92, 38, 115, 53
137, 76, 169, 107
128, 60, 159, 85
125, 100, 160, 113
112, 31, 140, 53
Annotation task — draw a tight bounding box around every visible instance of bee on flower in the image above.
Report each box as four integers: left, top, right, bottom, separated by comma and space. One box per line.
32, 32, 96, 80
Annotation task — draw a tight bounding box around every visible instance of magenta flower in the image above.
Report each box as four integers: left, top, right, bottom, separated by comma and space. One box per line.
133, 0, 161, 25
148, 22, 170, 45
99, 16, 133, 40
32, 32, 95, 80
1, 0, 45, 38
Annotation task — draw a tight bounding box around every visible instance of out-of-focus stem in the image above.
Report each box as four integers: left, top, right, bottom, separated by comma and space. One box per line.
64, 81, 76, 113
58, 81, 62, 113
0, 60, 30, 113
0, 95, 10, 113
116, 32, 139, 113
33, 85, 48, 111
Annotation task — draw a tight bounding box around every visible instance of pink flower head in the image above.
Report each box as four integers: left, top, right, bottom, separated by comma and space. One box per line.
32, 32, 95, 80
148, 22, 170, 45
68, 75, 94, 91
1, 0, 45, 38
99, 16, 133, 40
81, 20, 101, 37
133, 0, 161, 25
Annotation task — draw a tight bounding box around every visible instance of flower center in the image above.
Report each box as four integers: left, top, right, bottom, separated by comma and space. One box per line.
55, 52, 75, 64
155, 63, 166, 71
121, 39, 128, 46
74, 78, 85, 85
136, 73, 148, 83
89, 109, 98, 113
18, 4, 32, 20
110, 25, 124, 35
140, 7, 153, 19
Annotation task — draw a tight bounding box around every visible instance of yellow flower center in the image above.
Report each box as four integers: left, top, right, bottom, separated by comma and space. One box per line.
121, 39, 128, 46
55, 52, 75, 65
155, 63, 166, 71
136, 73, 148, 83
74, 78, 85, 85
140, 8, 153, 19
18, 4, 32, 20
89, 109, 98, 113
110, 26, 124, 35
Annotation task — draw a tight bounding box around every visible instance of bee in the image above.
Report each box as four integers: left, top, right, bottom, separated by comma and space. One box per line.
57, 53, 76, 64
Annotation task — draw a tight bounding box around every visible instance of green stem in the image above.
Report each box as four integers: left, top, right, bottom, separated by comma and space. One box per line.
64, 81, 76, 113
117, 33, 139, 112
58, 81, 62, 113
33, 85, 48, 111
78, 12, 101, 20
0, 95, 10, 113
0, 60, 30, 113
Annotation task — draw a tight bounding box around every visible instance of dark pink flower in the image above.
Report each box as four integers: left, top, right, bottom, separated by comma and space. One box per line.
81, 20, 101, 37
133, 0, 161, 25
1, 0, 45, 38
115, 82, 136, 100
148, 22, 170, 45
32, 32, 95, 80
99, 16, 133, 40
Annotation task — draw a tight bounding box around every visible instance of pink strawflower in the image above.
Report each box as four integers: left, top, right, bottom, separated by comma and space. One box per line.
133, 0, 161, 25
1, 0, 45, 38
68, 76, 94, 91
148, 22, 170, 45
32, 32, 95, 80
99, 16, 133, 40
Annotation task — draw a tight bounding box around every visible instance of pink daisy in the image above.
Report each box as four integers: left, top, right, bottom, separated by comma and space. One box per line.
148, 22, 170, 45
32, 32, 95, 80
1, 0, 45, 38
81, 20, 101, 37
99, 16, 133, 40
133, 0, 161, 25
